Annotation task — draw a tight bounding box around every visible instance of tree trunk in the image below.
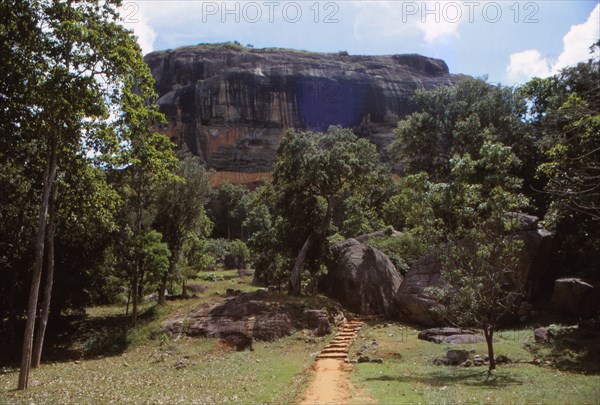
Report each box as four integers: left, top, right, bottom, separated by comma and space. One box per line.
125, 286, 131, 331
32, 186, 57, 368
18, 136, 58, 390
288, 198, 333, 296
158, 259, 176, 305
484, 326, 496, 373
132, 272, 139, 326
289, 234, 313, 295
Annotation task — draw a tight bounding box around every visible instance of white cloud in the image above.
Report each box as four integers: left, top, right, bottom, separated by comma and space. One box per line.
507, 4, 599, 83
506, 50, 552, 82
120, 4, 156, 55
351, 1, 460, 45
553, 4, 600, 71
416, 1, 461, 45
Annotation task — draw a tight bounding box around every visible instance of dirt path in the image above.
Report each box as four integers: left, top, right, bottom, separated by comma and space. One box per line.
299, 321, 375, 405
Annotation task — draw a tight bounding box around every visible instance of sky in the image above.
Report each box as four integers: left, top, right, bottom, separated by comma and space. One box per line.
122, 0, 599, 85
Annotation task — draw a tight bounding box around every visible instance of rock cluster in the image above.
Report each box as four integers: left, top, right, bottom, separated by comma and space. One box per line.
320, 217, 555, 326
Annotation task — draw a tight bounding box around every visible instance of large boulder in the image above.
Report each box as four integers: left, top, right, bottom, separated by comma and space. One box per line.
552, 277, 600, 318
320, 238, 402, 317
394, 253, 442, 326
394, 217, 553, 326
303, 309, 332, 337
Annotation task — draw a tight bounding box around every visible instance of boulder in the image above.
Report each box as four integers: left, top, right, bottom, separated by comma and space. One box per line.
394, 219, 553, 326
320, 238, 402, 317
506, 212, 539, 231
533, 327, 552, 343
185, 284, 208, 295
418, 327, 485, 344
394, 254, 442, 326
446, 350, 469, 365
303, 309, 332, 337
238, 269, 255, 278
552, 277, 600, 318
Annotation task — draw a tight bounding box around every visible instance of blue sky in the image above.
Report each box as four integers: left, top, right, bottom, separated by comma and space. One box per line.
123, 1, 599, 84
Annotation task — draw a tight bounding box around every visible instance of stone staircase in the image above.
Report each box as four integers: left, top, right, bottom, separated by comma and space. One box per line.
316, 320, 363, 360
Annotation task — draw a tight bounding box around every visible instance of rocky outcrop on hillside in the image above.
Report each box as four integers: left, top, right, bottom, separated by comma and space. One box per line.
145, 43, 466, 173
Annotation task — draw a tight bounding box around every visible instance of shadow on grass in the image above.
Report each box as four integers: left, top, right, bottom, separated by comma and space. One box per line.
528, 328, 600, 375
367, 369, 523, 388
0, 304, 164, 367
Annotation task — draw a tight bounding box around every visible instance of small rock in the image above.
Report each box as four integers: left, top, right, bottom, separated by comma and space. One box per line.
433, 357, 449, 366
495, 355, 511, 364
446, 349, 469, 365
370, 358, 384, 364
74, 360, 81, 365
473, 357, 484, 366
534, 327, 551, 343
459, 360, 472, 367
256, 359, 260, 363
357, 356, 371, 363
122, 362, 129, 367
174, 360, 186, 370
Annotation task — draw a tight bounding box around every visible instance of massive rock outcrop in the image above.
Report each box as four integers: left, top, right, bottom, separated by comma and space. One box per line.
144, 43, 466, 174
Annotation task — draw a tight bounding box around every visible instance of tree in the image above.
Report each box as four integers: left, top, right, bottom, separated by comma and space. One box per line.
207, 182, 251, 240
1, 0, 175, 389
272, 126, 391, 294
388, 77, 540, 207
154, 151, 212, 303
520, 46, 600, 275
423, 142, 529, 373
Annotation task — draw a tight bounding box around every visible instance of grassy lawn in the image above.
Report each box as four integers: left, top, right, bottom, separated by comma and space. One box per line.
0, 269, 327, 404
0, 332, 323, 403
349, 322, 600, 404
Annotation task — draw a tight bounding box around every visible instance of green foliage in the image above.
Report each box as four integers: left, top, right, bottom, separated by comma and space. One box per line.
364, 232, 427, 275
407, 142, 530, 370
250, 126, 392, 290
520, 50, 600, 275
389, 77, 539, 206
207, 182, 251, 239
228, 239, 250, 262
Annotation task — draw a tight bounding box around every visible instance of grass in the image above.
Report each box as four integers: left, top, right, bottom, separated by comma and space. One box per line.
2, 269, 599, 403
0, 270, 327, 403
348, 322, 600, 404
0, 334, 323, 403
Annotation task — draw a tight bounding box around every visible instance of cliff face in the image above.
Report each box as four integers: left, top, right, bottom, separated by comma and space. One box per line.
145, 44, 466, 173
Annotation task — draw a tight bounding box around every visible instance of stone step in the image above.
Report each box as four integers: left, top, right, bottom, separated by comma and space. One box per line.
320, 348, 348, 354
316, 353, 347, 360
315, 321, 363, 362
327, 343, 350, 348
